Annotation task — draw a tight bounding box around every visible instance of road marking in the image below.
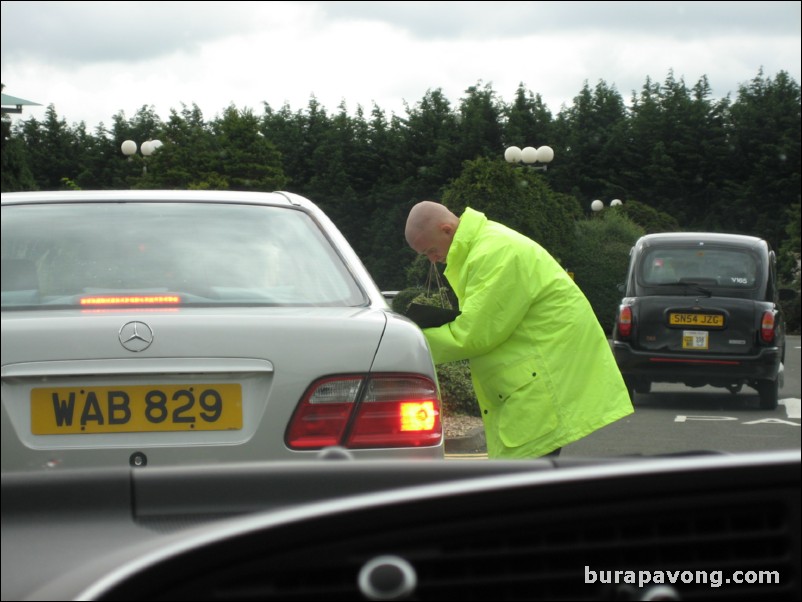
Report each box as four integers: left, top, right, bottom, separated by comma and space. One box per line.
741, 418, 800, 426
445, 453, 488, 460
674, 415, 738, 422
780, 398, 801, 419
674, 399, 801, 424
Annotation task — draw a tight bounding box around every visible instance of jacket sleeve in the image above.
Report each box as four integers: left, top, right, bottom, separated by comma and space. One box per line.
424, 246, 533, 364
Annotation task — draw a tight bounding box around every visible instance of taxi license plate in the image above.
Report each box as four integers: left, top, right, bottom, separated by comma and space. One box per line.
669, 313, 724, 327
31, 384, 242, 435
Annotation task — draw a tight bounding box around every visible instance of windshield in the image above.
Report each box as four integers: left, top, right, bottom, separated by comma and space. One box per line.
638, 246, 761, 293
1, 202, 366, 309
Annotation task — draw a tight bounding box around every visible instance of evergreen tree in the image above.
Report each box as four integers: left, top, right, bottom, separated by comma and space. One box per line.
727, 70, 801, 249
207, 105, 287, 191
19, 105, 82, 190
503, 83, 554, 148
1, 114, 36, 191
144, 103, 213, 189
456, 81, 505, 162
261, 102, 307, 191
552, 80, 629, 203
399, 88, 460, 199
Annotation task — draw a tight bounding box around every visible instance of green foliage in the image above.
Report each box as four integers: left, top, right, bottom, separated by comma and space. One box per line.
727, 70, 801, 250
551, 79, 631, 203
404, 255, 432, 289
208, 105, 288, 191
391, 287, 426, 314
456, 82, 505, 162
564, 211, 645, 333
59, 177, 81, 190
778, 201, 801, 334
619, 199, 681, 233
436, 360, 481, 417
778, 201, 801, 282
502, 84, 554, 149
780, 294, 800, 335
399, 88, 461, 197
1, 120, 36, 191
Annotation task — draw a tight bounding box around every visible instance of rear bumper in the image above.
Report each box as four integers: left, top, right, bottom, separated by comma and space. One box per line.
613, 341, 782, 384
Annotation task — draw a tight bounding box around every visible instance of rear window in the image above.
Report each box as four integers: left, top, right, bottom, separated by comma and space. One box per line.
1, 202, 366, 309
638, 246, 761, 291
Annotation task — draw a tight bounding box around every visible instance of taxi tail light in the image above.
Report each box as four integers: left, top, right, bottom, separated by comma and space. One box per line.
617, 305, 633, 338
760, 311, 776, 343
285, 374, 442, 450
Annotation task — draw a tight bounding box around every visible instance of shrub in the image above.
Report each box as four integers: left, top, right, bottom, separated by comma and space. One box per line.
563, 211, 644, 334
440, 157, 581, 263
391, 287, 426, 314
436, 360, 481, 417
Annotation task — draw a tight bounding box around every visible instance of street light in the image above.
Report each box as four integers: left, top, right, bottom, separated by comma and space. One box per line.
591, 199, 623, 214
121, 139, 162, 175
504, 145, 554, 171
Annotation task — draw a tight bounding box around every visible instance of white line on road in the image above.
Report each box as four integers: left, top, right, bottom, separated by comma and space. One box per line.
780, 398, 801, 419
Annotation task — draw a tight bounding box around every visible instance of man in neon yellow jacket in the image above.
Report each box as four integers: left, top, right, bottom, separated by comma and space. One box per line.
405, 201, 633, 458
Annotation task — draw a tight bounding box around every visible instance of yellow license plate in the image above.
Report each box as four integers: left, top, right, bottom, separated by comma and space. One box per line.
31, 384, 242, 435
669, 313, 724, 327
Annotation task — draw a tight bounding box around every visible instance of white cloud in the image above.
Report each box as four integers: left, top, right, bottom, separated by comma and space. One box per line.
2, 1, 799, 129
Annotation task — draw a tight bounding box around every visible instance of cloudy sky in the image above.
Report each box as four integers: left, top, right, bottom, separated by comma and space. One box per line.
2, 1, 800, 130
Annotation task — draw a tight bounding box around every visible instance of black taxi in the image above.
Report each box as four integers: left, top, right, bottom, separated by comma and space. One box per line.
612, 232, 791, 409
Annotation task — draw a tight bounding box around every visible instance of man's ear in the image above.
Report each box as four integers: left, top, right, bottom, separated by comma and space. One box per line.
440, 223, 454, 235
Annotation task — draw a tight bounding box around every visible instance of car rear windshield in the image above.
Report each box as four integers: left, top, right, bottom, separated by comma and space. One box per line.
1, 202, 366, 309
638, 246, 761, 294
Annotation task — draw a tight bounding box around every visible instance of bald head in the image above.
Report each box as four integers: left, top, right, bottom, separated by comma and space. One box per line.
405, 201, 459, 264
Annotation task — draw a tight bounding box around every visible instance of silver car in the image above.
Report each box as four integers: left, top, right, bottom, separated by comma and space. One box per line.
1, 190, 444, 470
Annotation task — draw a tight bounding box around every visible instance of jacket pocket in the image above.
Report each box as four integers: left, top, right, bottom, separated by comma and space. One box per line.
482, 357, 559, 447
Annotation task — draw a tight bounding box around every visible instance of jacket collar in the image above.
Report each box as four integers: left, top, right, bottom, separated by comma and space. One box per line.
446, 207, 486, 270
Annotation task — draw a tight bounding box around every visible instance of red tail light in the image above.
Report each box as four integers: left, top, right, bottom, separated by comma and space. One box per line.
760, 311, 776, 343
617, 305, 633, 338
285, 374, 442, 450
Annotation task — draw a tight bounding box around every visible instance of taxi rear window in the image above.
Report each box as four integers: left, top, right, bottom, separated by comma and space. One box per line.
639, 247, 760, 289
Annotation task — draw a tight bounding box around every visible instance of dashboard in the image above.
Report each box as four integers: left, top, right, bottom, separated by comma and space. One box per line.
2, 450, 800, 601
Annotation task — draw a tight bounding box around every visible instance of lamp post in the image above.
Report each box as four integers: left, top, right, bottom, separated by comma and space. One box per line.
591, 199, 623, 215
504, 145, 554, 171
121, 139, 162, 175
